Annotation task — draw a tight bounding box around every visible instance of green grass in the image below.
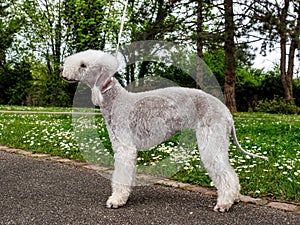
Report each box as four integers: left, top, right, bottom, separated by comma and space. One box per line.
0, 105, 72, 112
174, 112, 300, 202
0, 113, 83, 160
0, 109, 299, 202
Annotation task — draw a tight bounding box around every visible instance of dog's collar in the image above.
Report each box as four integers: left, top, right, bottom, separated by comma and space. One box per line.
101, 77, 114, 94
89, 76, 113, 94
80, 71, 114, 95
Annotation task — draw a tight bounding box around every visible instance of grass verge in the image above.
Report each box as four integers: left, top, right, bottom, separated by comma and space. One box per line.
0, 109, 299, 202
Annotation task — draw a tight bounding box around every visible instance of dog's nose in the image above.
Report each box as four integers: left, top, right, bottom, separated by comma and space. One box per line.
59, 67, 63, 74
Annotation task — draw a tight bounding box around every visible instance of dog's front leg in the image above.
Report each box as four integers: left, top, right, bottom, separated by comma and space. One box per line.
106, 144, 137, 209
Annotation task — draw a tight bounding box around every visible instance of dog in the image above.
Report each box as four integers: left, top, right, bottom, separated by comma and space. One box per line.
60, 49, 267, 212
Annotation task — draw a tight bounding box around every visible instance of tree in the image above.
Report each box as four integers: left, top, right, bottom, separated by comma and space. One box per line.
125, 0, 188, 84
63, 0, 111, 52
19, 0, 66, 77
0, 1, 23, 66
196, 0, 203, 89
0, 1, 26, 104
253, 0, 300, 102
224, 0, 237, 112
194, 0, 254, 112
12, 0, 78, 106
287, 1, 300, 101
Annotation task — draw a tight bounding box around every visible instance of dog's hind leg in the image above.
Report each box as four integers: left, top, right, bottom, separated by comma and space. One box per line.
196, 123, 240, 212
106, 144, 137, 208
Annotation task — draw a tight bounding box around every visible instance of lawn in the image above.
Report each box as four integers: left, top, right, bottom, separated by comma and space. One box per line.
0, 106, 299, 202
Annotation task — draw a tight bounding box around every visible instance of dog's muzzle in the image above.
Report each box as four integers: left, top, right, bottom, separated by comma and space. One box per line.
59, 67, 78, 83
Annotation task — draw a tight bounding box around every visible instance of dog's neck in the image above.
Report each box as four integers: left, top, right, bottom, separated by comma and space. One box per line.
100, 77, 127, 111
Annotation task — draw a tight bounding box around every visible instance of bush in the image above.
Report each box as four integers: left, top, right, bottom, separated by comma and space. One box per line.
256, 96, 299, 114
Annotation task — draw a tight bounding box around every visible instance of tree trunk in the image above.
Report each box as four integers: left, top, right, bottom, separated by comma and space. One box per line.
138, 61, 150, 86
280, 34, 291, 101
196, 0, 203, 89
286, 39, 295, 102
286, 2, 300, 102
224, 0, 237, 113
125, 64, 135, 85
279, 0, 293, 102
130, 64, 135, 83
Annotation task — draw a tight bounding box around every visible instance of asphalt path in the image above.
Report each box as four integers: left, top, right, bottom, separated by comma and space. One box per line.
0, 151, 299, 225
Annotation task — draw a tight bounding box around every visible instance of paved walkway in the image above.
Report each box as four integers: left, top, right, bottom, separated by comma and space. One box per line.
0, 149, 299, 225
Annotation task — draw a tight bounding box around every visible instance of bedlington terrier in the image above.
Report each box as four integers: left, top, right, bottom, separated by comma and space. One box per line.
60, 49, 267, 212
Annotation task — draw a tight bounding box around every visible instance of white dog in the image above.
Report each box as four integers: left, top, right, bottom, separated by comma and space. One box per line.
60, 50, 267, 212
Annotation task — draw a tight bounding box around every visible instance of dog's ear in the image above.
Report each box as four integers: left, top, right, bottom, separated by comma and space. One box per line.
94, 68, 113, 93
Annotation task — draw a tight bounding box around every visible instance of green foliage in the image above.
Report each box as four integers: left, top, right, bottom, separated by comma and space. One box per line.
0, 61, 32, 105
256, 96, 299, 114
0, 1, 24, 65
294, 81, 300, 106
203, 49, 225, 86
0, 59, 76, 107
26, 80, 75, 107
9, 0, 75, 107
6, 61, 32, 105
63, 0, 110, 52
148, 62, 196, 88
128, 0, 187, 41
235, 67, 264, 112
236, 66, 264, 86
235, 67, 290, 112
203, 49, 264, 89
0, 0, 299, 110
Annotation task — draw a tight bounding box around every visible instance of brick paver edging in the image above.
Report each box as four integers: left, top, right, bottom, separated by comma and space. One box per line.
0, 144, 299, 214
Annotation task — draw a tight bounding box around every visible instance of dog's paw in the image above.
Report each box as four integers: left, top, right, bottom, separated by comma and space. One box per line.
234, 194, 241, 203
213, 203, 233, 212
106, 196, 127, 209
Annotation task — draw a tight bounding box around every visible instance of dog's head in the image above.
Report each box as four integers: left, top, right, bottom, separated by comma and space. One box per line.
60, 50, 118, 92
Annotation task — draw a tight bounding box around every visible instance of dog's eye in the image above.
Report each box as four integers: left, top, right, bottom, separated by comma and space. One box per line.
80, 63, 87, 68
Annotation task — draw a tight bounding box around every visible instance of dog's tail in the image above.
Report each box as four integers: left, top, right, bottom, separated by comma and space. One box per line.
231, 125, 268, 160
